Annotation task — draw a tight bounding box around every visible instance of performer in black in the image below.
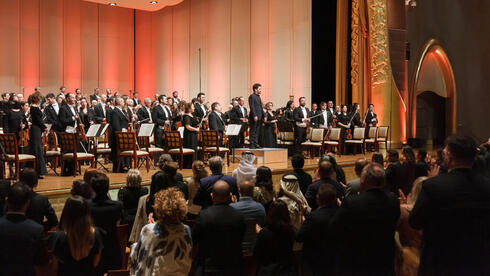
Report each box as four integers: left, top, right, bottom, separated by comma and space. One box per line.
309, 102, 321, 128
318, 101, 333, 130
337, 105, 351, 155
29, 92, 48, 177
136, 98, 153, 124
193, 92, 207, 123
364, 103, 378, 151
260, 102, 278, 148
43, 93, 63, 132
293, 97, 310, 154
230, 96, 248, 148
350, 103, 362, 132
151, 95, 171, 149
93, 94, 108, 124
111, 98, 130, 173
248, 83, 263, 149
208, 102, 226, 145
183, 103, 199, 168
3, 101, 27, 143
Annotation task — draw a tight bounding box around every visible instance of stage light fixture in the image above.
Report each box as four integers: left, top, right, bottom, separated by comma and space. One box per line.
150, 1, 158, 4
109, 2, 117, 6
405, 0, 416, 7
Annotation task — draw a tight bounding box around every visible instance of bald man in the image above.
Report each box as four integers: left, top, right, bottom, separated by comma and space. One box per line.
193, 180, 246, 274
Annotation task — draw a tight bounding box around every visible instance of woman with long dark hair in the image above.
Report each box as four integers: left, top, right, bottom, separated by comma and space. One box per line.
51, 196, 103, 276
254, 200, 297, 275
253, 166, 276, 211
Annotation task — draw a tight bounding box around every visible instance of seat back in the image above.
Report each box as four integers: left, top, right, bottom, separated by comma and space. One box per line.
57, 132, 77, 155
353, 127, 365, 140
310, 128, 325, 142
329, 128, 341, 141
116, 224, 130, 269
116, 132, 137, 153
378, 126, 389, 138
306, 129, 312, 141
0, 133, 19, 156
137, 136, 150, 150
368, 126, 378, 139
164, 131, 183, 149
201, 130, 219, 148
282, 131, 295, 141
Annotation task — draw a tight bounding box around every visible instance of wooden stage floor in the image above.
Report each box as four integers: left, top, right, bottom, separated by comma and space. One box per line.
36, 152, 373, 196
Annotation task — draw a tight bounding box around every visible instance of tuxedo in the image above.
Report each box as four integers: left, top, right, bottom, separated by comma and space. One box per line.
193, 102, 207, 122
151, 105, 169, 148
93, 103, 107, 124
364, 110, 377, 142
132, 98, 141, 106
110, 107, 130, 172
309, 109, 322, 128
319, 109, 333, 129
44, 104, 63, 131
248, 93, 263, 148
90, 94, 100, 102
208, 111, 225, 144
58, 104, 77, 131
230, 105, 248, 148
293, 106, 310, 153
136, 106, 152, 123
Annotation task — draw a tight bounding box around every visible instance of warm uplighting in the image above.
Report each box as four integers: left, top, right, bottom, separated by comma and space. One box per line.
150, 1, 158, 4
108, 2, 117, 6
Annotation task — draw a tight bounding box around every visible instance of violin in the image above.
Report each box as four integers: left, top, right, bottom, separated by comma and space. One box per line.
345, 112, 357, 140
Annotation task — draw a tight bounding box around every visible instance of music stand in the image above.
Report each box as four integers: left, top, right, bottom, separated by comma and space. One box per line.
137, 123, 156, 168
86, 124, 109, 172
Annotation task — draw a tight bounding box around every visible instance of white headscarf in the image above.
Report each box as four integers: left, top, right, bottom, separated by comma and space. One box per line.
279, 174, 310, 230
232, 152, 257, 184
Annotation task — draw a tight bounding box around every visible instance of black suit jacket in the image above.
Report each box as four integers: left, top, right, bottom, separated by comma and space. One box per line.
193, 103, 206, 122
0, 214, 49, 275
58, 104, 76, 130
192, 203, 245, 274
89, 94, 99, 102
208, 112, 225, 133
305, 177, 345, 210
409, 168, 490, 275
44, 104, 63, 131
110, 107, 129, 132
330, 189, 400, 274
385, 161, 402, 194
136, 106, 151, 122
151, 105, 168, 127
365, 111, 377, 126
230, 105, 247, 123
248, 93, 263, 121
26, 192, 58, 232
293, 107, 310, 123
93, 103, 107, 123
132, 98, 141, 106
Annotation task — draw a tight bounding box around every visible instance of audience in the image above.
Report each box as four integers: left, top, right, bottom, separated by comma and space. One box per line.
345, 158, 368, 197
254, 200, 296, 276
0, 183, 49, 275
118, 169, 148, 230
232, 151, 257, 184
192, 180, 245, 275
372, 152, 385, 166
88, 173, 123, 274
130, 188, 192, 275
158, 154, 184, 181
193, 156, 239, 209
320, 154, 346, 185
409, 134, 490, 275
385, 149, 402, 193
296, 184, 338, 276
20, 167, 59, 231
290, 154, 313, 195
230, 180, 266, 254
414, 149, 429, 178
71, 179, 93, 199
305, 160, 345, 210
186, 160, 209, 218
279, 174, 310, 230
253, 166, 276, 211
400, 146, 416, 195
83, 168, 100, 186
51, 196, 104, 276
330, 163, 400, 275
0, 179, 9, 217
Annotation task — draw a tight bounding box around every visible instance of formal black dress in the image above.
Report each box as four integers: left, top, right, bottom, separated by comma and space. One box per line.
183, 114, 198, 168
30, 106, 47, 175
337, 112, 350, 155
3, 109, 26, 142
260, 112, 277, 148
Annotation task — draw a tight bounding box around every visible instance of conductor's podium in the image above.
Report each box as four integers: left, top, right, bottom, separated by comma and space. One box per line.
233, 148, 288, 169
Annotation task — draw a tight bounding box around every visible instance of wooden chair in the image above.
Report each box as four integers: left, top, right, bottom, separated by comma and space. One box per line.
58, 132, 95, 176
164, 131, 195, 169
44, 130, 61, 175
364, 126, 378, 152
323, 128, 341, 156
116, 224, 130, 269
277, 131, 295, 148
376, 126, 389, 151
301, 128, 325, 158
200, 130, 230, 166
137, 135, 164, 166
115, 131, 150, 172
0, 133, 36, 180
345, 127, 366, 154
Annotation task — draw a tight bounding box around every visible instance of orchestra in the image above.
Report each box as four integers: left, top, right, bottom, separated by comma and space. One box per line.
0, 84, 380, 177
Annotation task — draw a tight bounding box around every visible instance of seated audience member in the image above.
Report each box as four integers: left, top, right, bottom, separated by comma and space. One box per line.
118, 169, 148, 230
385, 149, 403, 193
397, 176, 426, 276
253, 166, 276, 211
231, 180, 266, 254
305, 160, 345, 210
186, 160, 209, 218
372, 152, 385, 166
279, 174, 310, 230
88, 173, 123, 274
345, 158, 369, 197
130, 188, 192, 275
71, 180, 93, 199
414, 149, 429, 178
0, 183, 49, 275
193, 156, 239, 209
435, 148, 449, 174
232, 151, 257, 184
290, 154, 313, 195
21, 168, 58, 231
254, 200, 296, 276
400, 146, 416, 195
192, 181, 245, 275
331, 163, 400, 275
296, 184, 339, 276
409, 134, 490, 275
51, 196, 104, 276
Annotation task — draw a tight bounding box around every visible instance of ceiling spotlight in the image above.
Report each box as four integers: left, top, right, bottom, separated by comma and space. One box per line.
150, 1, 158, 4
109, 2, 117, 6
405, 0, 416, 7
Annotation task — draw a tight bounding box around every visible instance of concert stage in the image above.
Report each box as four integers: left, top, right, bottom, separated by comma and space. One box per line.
35, 152, 373, 216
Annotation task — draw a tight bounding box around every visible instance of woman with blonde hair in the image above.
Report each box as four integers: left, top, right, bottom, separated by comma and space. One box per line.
118, 169, 148, 230
51, 196, 104, 276
186, 160, 208, 218
130, 188, 192, 275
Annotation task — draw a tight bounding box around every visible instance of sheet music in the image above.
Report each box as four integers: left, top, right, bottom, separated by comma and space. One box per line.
65, 126, 76, 134
97, 124, 110, 137
226, 124, 242, 136
178, 127, 184, 138
86, 124, 101, 137
138, 123, 155, 137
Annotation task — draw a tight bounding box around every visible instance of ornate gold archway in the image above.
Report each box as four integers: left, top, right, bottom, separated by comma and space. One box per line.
409, 39, 457, 138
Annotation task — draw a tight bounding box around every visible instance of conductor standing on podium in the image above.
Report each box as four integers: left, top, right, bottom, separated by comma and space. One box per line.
248, 83, 263, 149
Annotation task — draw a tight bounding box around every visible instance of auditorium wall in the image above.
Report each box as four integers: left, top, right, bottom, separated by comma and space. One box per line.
407, 0, 490, 142
0, 0, 135, 96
